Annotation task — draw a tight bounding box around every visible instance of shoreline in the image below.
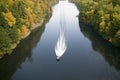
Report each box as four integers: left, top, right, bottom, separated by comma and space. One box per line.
21, 19, 44, 40
12, 19, 45, 50
0, 1, 58, 59
0, 16, 47, 59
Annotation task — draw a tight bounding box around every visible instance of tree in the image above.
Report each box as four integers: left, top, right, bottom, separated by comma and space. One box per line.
2, 11, 16, 27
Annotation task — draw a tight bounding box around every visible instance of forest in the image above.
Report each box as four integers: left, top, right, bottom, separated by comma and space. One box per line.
0, 0, 57, 58
71, 0, 120, 47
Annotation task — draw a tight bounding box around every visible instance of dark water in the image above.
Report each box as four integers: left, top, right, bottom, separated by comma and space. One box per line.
0, 1, 120, 80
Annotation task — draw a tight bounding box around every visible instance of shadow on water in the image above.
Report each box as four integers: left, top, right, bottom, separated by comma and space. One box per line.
0, 15, 51, 80
79, 22, 120, 71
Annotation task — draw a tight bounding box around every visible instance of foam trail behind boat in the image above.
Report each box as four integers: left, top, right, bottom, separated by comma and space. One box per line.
55, 1, 67, 61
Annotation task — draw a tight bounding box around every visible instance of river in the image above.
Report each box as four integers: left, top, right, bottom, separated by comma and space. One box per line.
0, 1, 120, 80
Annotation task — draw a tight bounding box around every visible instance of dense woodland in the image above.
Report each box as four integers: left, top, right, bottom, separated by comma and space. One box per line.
71, 0, 120, 47
1, 0, 120, 58
0, 0, 57, 57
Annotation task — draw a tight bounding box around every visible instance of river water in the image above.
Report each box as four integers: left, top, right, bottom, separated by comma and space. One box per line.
0, 1, 120, 80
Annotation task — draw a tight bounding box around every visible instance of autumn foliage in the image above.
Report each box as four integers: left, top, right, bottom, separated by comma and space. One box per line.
0, 0, 57, 57
72, 0, 120, 47
2, 12, 16, 27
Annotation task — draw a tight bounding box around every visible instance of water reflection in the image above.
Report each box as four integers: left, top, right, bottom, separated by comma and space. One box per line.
55, 1, 67, 61
1, 1, 120, 80
80, 22, 120, 71
0, 16, 50, 80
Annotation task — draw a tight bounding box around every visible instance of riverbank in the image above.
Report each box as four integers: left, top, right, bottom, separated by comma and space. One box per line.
9, 19, 44, 56
0, 0, 58, 59
71, 0, 120, 47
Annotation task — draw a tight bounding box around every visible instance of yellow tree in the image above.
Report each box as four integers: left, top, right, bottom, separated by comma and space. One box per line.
2, 11, 16, 27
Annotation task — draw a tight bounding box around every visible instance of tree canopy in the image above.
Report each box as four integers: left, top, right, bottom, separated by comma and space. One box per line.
0, 0, 57, 57
72, 0, 120, 47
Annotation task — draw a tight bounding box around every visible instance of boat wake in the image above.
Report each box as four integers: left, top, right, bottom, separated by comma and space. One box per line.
55, 1, 67, 61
